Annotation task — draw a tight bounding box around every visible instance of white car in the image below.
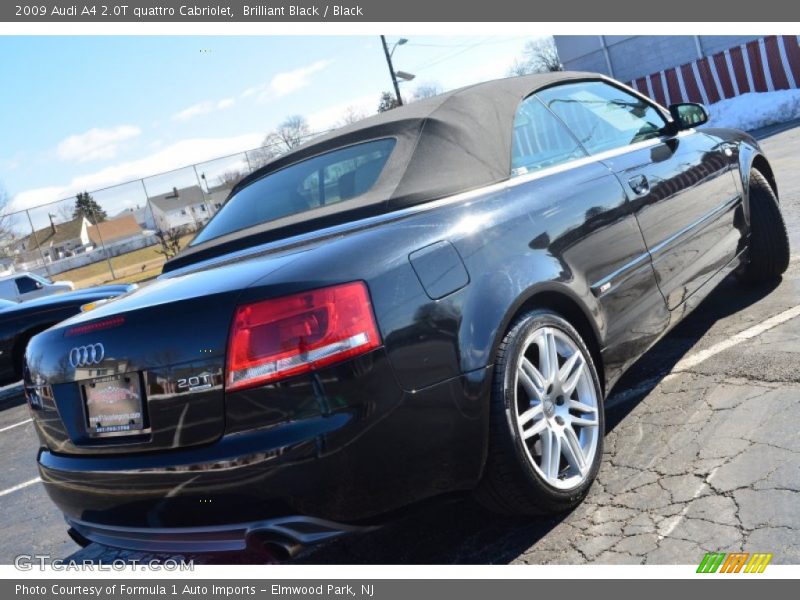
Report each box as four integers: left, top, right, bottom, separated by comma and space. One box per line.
0, 272, 74, 303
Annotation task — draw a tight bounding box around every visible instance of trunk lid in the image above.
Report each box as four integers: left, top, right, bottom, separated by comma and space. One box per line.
24, 249, 303, 455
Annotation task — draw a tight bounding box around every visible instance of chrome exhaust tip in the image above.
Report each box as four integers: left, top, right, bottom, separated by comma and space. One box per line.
245, 531, 303, 561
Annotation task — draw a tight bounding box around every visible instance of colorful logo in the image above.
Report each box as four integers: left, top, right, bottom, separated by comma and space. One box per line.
697, 552, 773, 573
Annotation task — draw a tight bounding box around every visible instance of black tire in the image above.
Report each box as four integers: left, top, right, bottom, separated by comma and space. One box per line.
740, 169, 790, 283
475, 309, 604, 516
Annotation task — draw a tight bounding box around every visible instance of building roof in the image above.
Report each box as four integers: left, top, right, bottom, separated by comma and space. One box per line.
148, 186, 207, 214
21, 217, 87, 251
87, 213, 143, 245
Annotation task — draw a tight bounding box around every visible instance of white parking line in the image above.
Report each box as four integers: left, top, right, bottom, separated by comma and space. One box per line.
671, 304, 800, 372
0, 477, 41, 498
657, 467, 719, 540
0, 418, 32, 434
608, 303, 800, 407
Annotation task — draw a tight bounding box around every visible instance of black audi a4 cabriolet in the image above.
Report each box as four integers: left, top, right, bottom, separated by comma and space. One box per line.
25, 72, 789, 554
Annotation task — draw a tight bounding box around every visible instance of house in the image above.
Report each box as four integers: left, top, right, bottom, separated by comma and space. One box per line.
0, 257, 14, 277
148, 186, 212, 231
113, 205, 156, 231
87, 214, 143, 247
15, 216, 92, 263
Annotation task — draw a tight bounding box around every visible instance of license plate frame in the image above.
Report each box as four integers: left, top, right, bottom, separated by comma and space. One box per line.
81, 373, 148, 438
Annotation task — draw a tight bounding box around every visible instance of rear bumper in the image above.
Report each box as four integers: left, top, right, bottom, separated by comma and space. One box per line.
37, 361, 492, 544
67, 514, 372, 554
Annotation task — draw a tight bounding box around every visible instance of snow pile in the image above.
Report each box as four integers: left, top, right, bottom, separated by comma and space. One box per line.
703, 89, 800, 131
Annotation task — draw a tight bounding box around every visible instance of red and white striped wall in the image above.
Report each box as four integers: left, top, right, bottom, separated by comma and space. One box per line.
628, 35, 800, 106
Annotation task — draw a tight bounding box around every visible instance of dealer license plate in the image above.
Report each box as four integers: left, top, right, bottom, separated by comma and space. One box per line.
82, 374, 146, 437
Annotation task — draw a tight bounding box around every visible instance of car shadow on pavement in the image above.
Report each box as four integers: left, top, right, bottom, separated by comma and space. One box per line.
604, 275, 780, 431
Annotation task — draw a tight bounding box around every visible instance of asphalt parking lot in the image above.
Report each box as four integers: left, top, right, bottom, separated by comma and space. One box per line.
2, 125, 800, 566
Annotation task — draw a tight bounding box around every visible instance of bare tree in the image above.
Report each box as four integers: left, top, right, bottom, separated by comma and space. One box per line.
0, 185, 21, 261
217, 169, 245, 188
263, 115, 311, 153
154, 226, 186, 260
412, 82, 443, 100
378, 91, 400, 113
0, 184, 9, 233
55, 202, 74, 223
507, 58, 534, 77
247, 146, 277, 170
507, 38, 563, 76
0, 184, 12, 252
337, 106, 368, 127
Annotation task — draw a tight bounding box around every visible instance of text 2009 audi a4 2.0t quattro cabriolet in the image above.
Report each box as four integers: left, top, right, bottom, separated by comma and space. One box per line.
24, 73, 789, 556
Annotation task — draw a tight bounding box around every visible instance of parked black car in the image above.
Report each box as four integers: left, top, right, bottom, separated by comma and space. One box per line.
0, 284, 135, 386
25, 73, 789, 555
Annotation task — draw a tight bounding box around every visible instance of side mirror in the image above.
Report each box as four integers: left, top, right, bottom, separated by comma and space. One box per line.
668, 103, 709, 132
35, 282, 43, 289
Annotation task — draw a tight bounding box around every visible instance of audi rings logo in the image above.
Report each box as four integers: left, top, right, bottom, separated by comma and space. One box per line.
69, 343, 105, 368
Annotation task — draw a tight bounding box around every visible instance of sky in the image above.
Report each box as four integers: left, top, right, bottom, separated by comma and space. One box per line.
0, 34, 538, 227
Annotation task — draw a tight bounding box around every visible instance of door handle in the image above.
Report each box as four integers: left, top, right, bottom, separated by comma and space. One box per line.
628, 174, 650, 195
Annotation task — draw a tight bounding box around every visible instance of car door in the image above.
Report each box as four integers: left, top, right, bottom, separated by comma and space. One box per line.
509, 94, 669, 381
537, 80, 742, 309
15, 275, 45, 302
0, 280, 18, 302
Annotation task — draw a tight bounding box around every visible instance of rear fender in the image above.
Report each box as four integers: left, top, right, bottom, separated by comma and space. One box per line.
458, 250, 604, 377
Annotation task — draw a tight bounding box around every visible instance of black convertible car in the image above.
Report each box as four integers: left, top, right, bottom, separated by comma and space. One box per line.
0, 284, 135, 386
24, 73, 789, 555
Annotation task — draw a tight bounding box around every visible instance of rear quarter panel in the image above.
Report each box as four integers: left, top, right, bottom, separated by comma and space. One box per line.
257, 160, 666, 394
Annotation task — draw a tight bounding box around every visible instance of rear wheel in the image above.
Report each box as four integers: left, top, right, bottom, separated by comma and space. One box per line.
740, 169, 790, 283
475, 309, 604, 515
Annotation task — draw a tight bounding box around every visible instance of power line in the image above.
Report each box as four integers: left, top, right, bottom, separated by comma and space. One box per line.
406, 36, 529, 49
411, 37, 499, 73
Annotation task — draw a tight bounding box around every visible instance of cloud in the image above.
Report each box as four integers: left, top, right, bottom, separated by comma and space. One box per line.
9, 132, 263, 213
56, 125, 141, 163
438, 56, 513, 91
243, 60, 333, 102
306, 93, 378, 131
1, 151, 24, 172
172, 97, 236, 122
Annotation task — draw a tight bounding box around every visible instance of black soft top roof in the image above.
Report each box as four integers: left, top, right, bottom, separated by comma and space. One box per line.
166, 71, 600, 272
237, 71, 599, 204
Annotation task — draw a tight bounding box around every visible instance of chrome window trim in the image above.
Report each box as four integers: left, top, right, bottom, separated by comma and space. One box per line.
164, 131, 696, 280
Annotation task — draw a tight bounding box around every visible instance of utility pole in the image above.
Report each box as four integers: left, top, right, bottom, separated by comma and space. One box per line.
380, 35, 403, 106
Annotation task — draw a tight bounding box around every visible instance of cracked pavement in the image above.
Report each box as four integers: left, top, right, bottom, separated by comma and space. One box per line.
1, 126, 799, 565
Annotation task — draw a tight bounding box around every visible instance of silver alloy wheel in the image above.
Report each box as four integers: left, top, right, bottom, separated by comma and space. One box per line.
511, 326, 600, 490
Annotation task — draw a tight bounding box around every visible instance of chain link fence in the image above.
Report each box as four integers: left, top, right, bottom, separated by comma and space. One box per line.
0, 133, 325, 290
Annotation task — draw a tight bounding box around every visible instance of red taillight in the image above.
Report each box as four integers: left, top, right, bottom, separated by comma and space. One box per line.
226, 281, 381, 391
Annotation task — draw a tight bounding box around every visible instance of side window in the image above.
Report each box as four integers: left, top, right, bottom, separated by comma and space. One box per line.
511, 96, 587, 176
192, 138, 396, 246
537, 81, 668, 154
299, 144, 392, 207
15, 276, 38, 295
